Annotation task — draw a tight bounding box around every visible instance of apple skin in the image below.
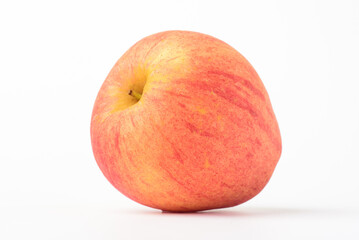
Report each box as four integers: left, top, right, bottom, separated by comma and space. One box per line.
91, 31, 281, 212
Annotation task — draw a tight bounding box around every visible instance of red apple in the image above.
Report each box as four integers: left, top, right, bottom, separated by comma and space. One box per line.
91, 31, 281, 212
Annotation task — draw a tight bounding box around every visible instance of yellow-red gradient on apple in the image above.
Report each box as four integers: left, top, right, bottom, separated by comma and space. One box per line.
91, 31, 281, 212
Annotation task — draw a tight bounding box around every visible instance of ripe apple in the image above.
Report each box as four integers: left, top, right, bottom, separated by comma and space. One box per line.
91, 31, 281, 212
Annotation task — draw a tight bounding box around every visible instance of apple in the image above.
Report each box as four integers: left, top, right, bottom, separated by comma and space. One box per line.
91, 31, 281, 212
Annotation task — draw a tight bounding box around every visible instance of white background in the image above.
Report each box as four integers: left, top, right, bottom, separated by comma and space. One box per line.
1, 0, 358, 239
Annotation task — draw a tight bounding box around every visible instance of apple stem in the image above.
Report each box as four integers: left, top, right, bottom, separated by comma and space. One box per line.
128, 89, 142, 101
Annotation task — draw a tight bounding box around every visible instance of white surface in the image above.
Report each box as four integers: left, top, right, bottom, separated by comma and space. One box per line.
1, 205, 358, 240
1, 0, 358, 239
